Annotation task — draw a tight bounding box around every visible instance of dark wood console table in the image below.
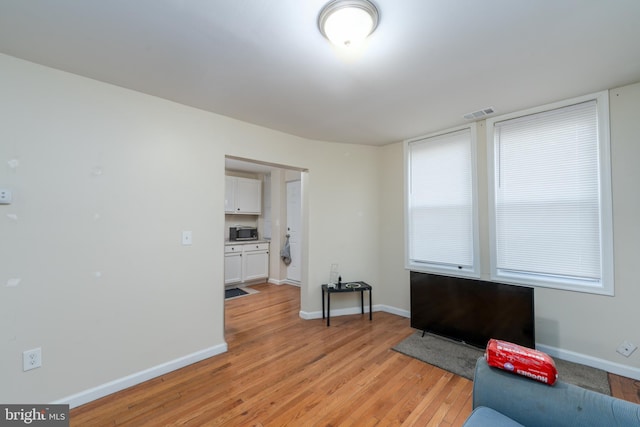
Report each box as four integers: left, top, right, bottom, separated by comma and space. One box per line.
321, 281, 372, 327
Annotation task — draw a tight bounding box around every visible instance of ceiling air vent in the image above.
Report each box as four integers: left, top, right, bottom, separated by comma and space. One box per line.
463, 107, 495, 121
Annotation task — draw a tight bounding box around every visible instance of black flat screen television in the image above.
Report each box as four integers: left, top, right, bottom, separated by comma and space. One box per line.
410, 272, 535, 349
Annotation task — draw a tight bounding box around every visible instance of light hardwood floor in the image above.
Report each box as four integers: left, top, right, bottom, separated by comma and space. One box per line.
71, 283, 640, 426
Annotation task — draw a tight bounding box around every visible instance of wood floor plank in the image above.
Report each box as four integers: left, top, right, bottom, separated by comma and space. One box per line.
70, 283, 639, 426
609, 372, 640, 404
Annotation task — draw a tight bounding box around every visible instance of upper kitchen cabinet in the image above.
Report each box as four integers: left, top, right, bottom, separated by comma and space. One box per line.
225, 176, 262, 215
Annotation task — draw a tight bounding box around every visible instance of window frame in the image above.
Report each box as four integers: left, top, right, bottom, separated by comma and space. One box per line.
486, 91, 614, 295
404, 123, 481, 279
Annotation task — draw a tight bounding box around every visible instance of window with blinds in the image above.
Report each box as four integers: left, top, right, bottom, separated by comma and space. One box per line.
487, 92, 613, 294
405, 125, 479, 277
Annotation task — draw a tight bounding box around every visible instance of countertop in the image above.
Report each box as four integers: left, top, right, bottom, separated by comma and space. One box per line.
225, 240, 270, 245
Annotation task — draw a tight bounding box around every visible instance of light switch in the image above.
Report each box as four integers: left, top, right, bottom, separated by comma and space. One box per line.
182, 231, 192, 246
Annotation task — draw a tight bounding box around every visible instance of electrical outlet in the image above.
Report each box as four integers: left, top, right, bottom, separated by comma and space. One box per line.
23, 348, 42, 371
0, 188, 12, 204
616, 341, 637, 357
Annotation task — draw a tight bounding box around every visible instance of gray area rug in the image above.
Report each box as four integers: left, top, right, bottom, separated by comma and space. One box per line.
393, 331, 611, 395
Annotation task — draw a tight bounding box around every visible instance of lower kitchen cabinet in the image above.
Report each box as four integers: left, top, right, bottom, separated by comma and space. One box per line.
242, 243, 269, 282
224, 242, 269, 285
224, 247, 243, 285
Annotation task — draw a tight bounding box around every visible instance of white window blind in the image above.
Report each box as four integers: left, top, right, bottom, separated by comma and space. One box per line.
493, 100, 605, 287
407, 127, 478, 275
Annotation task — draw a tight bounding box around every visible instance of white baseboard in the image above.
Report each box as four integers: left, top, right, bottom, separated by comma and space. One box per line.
299, 310, 320, 320
300, 305, 373, 320
376, 304, 410, 318
536, 343, 640, 381
53, 343, 228, 409
300, 304, 409, 320
268, 278, 300, 287
283, 280, 301, 287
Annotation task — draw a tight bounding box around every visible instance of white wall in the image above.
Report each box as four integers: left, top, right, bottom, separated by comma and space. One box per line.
0, 54, 381, 404
300, 144, 381, 315
377, 142, 410, 316
379, 82, 640, 379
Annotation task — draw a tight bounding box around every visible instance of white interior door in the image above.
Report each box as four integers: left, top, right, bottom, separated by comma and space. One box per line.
286, 180, 302, 283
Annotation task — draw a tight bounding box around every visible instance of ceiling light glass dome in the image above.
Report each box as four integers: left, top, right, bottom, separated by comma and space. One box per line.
318, 0, 379, 48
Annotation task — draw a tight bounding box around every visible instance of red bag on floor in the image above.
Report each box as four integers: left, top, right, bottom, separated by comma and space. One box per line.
485, 339, 558, 385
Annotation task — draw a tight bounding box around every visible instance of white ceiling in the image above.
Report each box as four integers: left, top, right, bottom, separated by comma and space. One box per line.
1, 1, 640, 146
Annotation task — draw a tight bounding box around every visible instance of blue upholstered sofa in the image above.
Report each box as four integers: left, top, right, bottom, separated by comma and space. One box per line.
464, 357, 640, 427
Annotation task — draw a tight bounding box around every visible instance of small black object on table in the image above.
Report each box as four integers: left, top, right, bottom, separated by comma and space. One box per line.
321, 281, 372, 327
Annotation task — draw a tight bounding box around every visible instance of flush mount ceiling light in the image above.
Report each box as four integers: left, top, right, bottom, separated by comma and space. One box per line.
318, 0, 379, 48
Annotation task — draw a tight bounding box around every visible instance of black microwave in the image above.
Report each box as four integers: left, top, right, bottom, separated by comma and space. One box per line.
229, 226, 258, 241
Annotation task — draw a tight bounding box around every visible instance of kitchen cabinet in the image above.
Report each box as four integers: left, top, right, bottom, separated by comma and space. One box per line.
224, 242, 269, 285
224, 177, 236, 214
224, 245, 243, 285
242, 243, 270, 282
225, 176, 262, 214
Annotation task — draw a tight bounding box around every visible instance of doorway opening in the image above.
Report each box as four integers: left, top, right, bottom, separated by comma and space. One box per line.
223, 155, 309, 330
